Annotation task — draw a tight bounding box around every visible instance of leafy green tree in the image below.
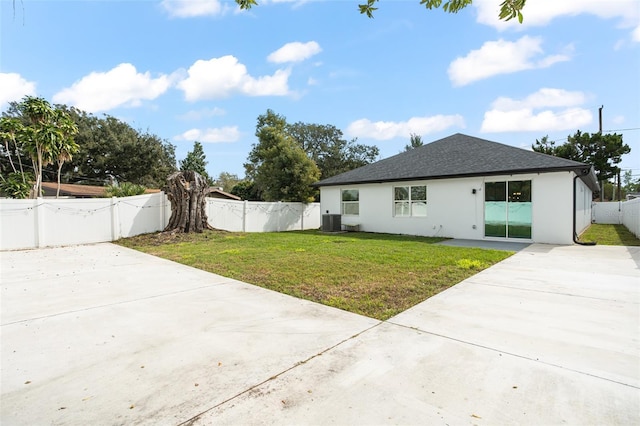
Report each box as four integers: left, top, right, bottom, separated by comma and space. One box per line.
235, 0, 527, 22
17, 97, 56, 197
532, 131, 631, 182
246, 110, 320, 202
230, 180, 261, 201
0, 116, 29, 186
403, 133, 424, 152
13, 96, 78, 198
623, 170, 640, 194
287, 122, 379, 180
51, 109, 79, 197
180, 141, 212, 184
56, 108, 177, 188
532, 135, 580, 160
213, 172, 240, 192
2, 102, 175, 189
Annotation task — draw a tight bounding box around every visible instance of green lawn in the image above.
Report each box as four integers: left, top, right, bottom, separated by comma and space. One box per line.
578, 224, 640, 246
117, 230, 512, 320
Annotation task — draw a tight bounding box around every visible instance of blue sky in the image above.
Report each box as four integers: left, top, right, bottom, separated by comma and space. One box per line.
1, 0, 639, 183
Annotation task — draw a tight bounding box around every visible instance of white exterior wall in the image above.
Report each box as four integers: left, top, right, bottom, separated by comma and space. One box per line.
320, 171, 583, 245
574, 177, 593, 235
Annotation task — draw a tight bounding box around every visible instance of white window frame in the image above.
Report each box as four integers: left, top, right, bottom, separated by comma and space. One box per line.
393, 185, 427, 217
341, 189, 359, 216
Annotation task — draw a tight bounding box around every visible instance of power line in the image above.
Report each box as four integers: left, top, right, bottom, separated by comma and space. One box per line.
603, 127, 640, 132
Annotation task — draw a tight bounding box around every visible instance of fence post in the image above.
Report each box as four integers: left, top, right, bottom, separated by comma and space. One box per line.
242, 200, 247, 232
111, 197, 120, 241
34, 198, 44, 248
160, 192, 166, 231
277, 201, 282, 232
301, 203, 304, 231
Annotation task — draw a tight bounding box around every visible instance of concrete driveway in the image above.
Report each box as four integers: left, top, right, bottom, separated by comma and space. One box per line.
1, 242, 638, 425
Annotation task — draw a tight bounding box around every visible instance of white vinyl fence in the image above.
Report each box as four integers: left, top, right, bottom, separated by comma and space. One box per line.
207, 198, 321, 233
592, 199, 640, 238
0, 193, 321, 251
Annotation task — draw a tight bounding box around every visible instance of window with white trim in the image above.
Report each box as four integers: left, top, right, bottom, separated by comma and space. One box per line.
394, 185, 427, 217
341, 189, 359, 215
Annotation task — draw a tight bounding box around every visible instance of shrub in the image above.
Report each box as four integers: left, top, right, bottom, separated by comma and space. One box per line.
104, 182, 147, 197
0, 172, 33, 199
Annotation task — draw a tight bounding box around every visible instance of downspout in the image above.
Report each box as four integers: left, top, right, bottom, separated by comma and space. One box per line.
574, 173, 596, 246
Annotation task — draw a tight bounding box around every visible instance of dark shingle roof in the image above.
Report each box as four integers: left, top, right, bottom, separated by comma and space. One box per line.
314, 133, 597, 190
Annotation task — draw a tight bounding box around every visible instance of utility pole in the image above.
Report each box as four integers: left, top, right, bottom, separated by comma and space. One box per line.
598, 105, 603, 133
598, 105, 604, 200
617, 170, 621, 201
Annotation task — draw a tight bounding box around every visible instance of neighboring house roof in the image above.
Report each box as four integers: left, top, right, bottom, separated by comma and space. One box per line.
207, 188, 242, 201
314, 133, 599, 191
41, 182, 161, 198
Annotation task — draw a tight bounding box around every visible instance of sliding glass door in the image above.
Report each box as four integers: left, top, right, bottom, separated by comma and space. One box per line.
485, 180, 532, 239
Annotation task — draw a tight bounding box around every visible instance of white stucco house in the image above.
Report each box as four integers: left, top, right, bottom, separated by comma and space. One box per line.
314, 134, 598, 245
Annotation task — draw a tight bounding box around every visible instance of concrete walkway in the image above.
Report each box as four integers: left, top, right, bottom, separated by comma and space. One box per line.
1, 243, 638, 425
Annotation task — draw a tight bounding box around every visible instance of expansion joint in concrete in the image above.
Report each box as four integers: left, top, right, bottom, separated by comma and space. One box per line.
177, 322, 384, 426
385, 320, 640, 390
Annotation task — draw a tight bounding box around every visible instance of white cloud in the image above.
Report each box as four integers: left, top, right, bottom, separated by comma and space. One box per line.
346, 114, 465, 141
52, 63, 171, 113
161, 0, 225, 17
491, 88, 587, 110
0, 73, 36, 108
177, 55, 291, 101
177, 107, 226, 120
267, 41, 322, 63
448, 36, 571, 86
633, 24, 640, 42
474, 0, 640, 40
480, 88, 593, 133
174, 126, 241, 143
612, 115, 625, 125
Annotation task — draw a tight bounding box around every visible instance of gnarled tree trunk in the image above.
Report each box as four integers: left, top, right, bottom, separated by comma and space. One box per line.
164, 171, 214, 233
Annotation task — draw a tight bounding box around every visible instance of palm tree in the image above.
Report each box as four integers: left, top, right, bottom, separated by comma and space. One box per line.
52, 110, 79, 197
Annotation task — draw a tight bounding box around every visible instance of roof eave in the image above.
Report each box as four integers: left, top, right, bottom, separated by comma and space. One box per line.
313, 166, 590, 188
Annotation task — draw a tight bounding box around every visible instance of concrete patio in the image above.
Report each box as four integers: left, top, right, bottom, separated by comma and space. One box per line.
1, 242, 638, 425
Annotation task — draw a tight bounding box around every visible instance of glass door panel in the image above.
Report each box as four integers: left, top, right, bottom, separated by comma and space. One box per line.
485, 180, 532, 239
484, 182, 507, 237
507, 181, 532, 239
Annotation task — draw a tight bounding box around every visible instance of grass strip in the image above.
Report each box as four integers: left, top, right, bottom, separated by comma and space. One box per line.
579, 224, 640, 246
117, 230, 513, 320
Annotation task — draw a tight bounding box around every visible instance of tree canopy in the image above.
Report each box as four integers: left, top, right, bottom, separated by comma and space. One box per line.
55, 107, 177, 188
235, 0, 527, 22
2, 102, 177, 191
180, 141, 212, 185
213, 172, 241, 193
244, 110, 380, 202
403, 133, 424, 152
287, 121, 379, 180
0, 96, 78, 198
532, 131, 631, 182
245, 110, 320, 202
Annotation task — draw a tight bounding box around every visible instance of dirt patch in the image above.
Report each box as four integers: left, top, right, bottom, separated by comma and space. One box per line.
118, 229, 231, 247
